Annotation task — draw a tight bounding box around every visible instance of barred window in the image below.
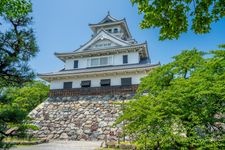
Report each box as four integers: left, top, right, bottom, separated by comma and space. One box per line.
63, 82, 72, 89
121, 78, 132, 86
81, 80, 91, 87
100, 79, 111, 87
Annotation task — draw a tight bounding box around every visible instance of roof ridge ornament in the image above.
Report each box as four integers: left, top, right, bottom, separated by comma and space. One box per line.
99, 35, 105, 40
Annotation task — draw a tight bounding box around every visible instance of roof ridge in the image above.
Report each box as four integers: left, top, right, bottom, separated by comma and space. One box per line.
98, 12, 118, 24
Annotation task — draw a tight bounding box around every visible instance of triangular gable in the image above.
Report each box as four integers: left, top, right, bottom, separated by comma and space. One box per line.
99, 15, 117, 24
84, 39, 120, 51
75, 30, 131, 52
98, 12, 118, 24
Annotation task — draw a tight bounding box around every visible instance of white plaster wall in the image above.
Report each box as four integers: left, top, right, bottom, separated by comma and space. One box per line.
78, 58, 86, 69
50, 72, 146, 89
50, 80, 65, 89
65, 59, 74, 70
64, 52, 140, 70
128, 52, 139, 64
113, 52, 139, 65
65, 58, 86, 70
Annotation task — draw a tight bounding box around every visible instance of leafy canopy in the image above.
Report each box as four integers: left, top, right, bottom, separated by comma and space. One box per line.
0, 0, 32, 19
1, 81, 49, 113
131, 0, 225, 40
0, 81, 49, 146
0, 0, 39, 148
116, 47, 225, 149
0, 0, 38, 88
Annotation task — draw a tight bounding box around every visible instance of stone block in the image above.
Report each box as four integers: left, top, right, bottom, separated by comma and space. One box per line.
59, 133, 69, 140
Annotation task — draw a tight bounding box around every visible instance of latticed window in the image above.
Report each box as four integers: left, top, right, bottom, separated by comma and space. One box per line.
100, 57, 108, 65
91, 58, 99, 66
87, 56, 113, 67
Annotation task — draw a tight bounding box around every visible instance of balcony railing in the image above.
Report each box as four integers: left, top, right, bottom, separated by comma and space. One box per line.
49, 84, 139, 97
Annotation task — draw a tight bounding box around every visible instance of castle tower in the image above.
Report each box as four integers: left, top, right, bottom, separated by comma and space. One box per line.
32, 13, 159, 141
38, 13, 159, 96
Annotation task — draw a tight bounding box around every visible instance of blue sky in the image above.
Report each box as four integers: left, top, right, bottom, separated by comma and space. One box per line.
30, 0, 225, 74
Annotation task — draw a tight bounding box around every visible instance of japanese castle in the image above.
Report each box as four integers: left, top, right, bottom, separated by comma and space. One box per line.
39, 13, 159, 96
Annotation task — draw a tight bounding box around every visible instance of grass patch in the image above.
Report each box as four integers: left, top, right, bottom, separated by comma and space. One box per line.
3, 137, 47, 145
3, 137, 38, 143
96, 148, 119, 150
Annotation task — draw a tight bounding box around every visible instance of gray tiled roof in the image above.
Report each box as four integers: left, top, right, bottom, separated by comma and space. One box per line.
39, 62, 159, 77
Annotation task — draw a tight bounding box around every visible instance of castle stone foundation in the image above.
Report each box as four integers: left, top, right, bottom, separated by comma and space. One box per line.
29, 94, 134, 141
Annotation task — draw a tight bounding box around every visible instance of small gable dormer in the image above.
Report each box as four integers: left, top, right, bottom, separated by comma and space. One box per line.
98, 11, 117, 24
88, 12, 133, 42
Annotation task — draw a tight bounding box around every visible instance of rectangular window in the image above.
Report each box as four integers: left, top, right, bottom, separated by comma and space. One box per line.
106, 29, 112, 33
91, 58, 99, 66
121, 78, 132, 86
114, 28, 118, 33
74, 60, 78, 68
87, 56, 112, 67
123, 55, 128, 64
100, 57, 108, 65
81, 80, 91, 87
63, 82, 72, 89
100, 79, 111, 87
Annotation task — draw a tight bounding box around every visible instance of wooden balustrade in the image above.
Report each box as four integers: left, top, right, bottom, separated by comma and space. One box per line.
49, 84, 139, 97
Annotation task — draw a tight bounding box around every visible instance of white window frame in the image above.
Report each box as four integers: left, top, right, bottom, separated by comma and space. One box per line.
87, 56, 113, 67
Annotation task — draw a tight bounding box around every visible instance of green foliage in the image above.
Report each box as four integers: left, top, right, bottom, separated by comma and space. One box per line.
0, 0, 40, 148
131, 0, 225, 40
0, 0, 38, 88
116, 47, 225, 149
0, 0, 32, 19
0, 81, 49, 148
2, 81, 49, 113
0, 81, 49, 116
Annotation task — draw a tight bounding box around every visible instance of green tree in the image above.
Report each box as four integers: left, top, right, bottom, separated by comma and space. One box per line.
0, 81, 49, 148
116, 47, 225, 149
0, 0, 38, 88
131, 0, 225, 40
2, 81, 49, 113
0, 0, 39, 148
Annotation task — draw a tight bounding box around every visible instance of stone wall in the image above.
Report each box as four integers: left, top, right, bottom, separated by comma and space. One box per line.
29, 94, 134, 141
